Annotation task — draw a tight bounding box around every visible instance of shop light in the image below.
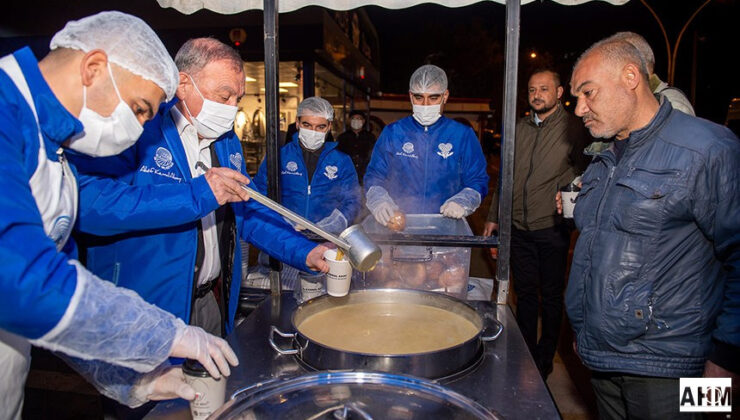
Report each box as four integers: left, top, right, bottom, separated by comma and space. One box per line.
278, 82, 298, 88
260, 87, 289, 93
245, 76, 257, 82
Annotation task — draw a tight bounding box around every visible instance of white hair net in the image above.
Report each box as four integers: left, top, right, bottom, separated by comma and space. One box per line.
409, 64, 448, 94
297, 96, 334, 121
49, 11, 178, 101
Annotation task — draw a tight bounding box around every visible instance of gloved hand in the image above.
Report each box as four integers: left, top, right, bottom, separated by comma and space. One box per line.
130, 366, 196, 405
365, 186, 399, 226
316, 209, 349, 234
170, 326, 238, 379
372, 201, 398, 226
440, 201, 466, 218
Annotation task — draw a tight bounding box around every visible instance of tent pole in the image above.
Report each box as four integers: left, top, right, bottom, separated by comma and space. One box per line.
495, 0, 520, 305
264, 0, 283, 297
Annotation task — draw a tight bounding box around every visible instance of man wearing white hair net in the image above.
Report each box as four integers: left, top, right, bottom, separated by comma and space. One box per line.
0, 12, 241, 418
252, 96, 361, 288
364, 64, 488, 224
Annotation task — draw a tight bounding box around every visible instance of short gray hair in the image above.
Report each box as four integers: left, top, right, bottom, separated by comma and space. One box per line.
575, 38, 650, 82
607, 31, 655, 74
174, 37, 243, 75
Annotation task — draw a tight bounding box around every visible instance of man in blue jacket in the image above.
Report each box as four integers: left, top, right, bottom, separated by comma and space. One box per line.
253, 97, 361, 287
0, 13, 240, 417
74, 38, 329, 341
364, 64, 488, 225
566, 37, 739, 418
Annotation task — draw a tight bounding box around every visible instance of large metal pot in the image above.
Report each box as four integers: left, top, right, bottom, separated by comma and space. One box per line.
269, 289, 503, 379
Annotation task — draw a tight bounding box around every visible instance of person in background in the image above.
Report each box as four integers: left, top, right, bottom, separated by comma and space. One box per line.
565, 36, 738, 419
72, 38, 331, 355
364, 64, 488, 224
337, 110, 376, 184
483, 68, 591, 378
0, 12, 239, 418
253, 97, 361, 288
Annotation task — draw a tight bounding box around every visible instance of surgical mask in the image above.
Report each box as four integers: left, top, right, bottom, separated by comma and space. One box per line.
412, 104, 442, 126
350, 119, 364, 130
182, 74, 238, 139
299, 128, 326, 151
67, 63, 143, 157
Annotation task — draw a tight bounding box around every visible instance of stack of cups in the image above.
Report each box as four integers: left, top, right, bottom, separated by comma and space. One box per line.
324, 249, 352, 297
182, 359, 227, 420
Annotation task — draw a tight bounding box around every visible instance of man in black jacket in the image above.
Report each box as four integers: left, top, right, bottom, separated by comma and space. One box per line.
337, 110, 376, 184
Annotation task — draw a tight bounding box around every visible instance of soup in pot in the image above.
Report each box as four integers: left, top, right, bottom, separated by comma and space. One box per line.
297, 302, 479, 355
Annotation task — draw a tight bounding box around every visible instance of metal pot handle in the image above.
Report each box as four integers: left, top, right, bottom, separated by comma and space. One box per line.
480, 312, 504, 342
390, 246, 434, 262
268, 325, 299, 355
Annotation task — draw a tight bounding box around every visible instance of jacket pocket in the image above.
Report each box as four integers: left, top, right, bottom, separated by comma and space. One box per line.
599, 267, 651, 348
613, 170, 679, 236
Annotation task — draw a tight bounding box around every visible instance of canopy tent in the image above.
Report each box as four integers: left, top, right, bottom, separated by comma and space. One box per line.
157, 0, 629, 303
158, 0, 627, 14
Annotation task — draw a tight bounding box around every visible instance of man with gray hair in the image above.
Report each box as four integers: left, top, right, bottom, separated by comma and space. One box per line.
0, 12, 240, 418
73, 38, 331, 345
609, 31, 694, 115
565, 36, 739, 419
364, 64, 488, 225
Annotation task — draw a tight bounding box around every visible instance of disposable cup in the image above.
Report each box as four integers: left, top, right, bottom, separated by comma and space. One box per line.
183, 360, 227, 420
560, 189, 579, 219
323, 249, 352, 297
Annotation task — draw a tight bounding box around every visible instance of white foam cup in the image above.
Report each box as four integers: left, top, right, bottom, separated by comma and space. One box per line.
560, 190, 579, 219
324, 249, 352, 297
182, 360, 227, 420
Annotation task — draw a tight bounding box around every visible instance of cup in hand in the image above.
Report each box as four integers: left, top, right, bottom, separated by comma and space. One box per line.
560, 184, 581, 219
324, 249, 352, 297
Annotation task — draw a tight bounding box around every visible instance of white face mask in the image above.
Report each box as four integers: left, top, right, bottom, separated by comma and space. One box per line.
412, 104, 442, 126
182, 74, 238, 139
298, 128, 327, 151
350, 119, 364, 130
67, 63, 143, 157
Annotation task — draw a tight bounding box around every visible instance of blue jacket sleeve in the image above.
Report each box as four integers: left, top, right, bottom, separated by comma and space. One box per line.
363, 128, 390, 191
694, 132, 740, 361
337, 155, 361, 224
76, 172, 219, 236
252, 159, 268, 195
460, 127, 489, 198
0, 109, 77, 338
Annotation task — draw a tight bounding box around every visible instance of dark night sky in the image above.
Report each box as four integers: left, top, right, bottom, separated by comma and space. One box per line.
1, 0, 738, 124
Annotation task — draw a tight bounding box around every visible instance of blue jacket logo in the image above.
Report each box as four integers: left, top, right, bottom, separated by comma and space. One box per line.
229, 152, 243, 169
286, 161, 298, 172
324, 165, 338, 180
49, 215, 72, 247
437, 143, 454, 159
402, 142, 415, 154
154, 147, 174, 170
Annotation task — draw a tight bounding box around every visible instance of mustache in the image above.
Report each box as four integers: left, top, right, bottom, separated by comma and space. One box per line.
582, 113, 596, 123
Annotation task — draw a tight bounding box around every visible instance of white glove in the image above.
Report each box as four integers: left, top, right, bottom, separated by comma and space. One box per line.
440, 201, 466, 219
130, 366, 196, 405
170, 326, 238, 379
316, 209, 349, 234
373, 201, 398, 226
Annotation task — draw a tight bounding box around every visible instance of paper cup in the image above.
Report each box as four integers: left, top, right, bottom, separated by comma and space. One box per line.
323, 249, 352, 297
183, 360, 226, 420
561, 191, 579, 219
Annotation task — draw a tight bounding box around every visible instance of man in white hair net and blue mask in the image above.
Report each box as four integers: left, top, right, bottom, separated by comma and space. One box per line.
253, 96, 361, 288
0, 12, 240, 417
364, 64, 488, 225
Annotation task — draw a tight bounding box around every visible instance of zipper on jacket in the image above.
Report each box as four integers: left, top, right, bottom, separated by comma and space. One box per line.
522, 127, 542, 230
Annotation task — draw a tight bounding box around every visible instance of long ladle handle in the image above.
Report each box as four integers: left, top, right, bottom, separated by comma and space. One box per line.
197, 162, 351, 249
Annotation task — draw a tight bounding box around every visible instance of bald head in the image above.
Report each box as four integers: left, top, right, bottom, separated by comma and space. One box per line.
607, 31, 655, 74
574, 39, 650, 83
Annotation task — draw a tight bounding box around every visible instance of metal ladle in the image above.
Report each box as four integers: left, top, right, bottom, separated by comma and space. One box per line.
198, 162, 381, 271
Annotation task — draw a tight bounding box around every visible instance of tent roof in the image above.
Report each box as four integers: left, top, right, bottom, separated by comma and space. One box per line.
157, 0, 628, 15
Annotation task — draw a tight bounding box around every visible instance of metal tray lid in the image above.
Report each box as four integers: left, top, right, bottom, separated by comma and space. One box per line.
362, 214, 473, 236
212, 371, 499, 419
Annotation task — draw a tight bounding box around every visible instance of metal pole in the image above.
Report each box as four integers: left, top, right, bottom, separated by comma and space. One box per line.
495, 0, 520, 305
264, 0, 282, 296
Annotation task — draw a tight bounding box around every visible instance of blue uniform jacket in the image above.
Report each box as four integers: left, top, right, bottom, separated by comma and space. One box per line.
364, 116, 489, 213
253, 137, 361, 228
565, 101, 740, 377
0, 47, 85, 338
72, 104, 315, 333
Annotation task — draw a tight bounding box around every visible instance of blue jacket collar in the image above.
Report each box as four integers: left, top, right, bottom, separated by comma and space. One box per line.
14, 47, 83, 154
625, 100, 673, 149
403, 114, 449, 132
